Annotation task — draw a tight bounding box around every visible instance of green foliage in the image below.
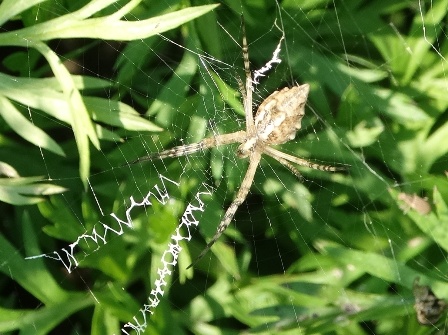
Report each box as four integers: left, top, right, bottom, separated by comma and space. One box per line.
1, 0, 448, 334
0, 0, 217, 189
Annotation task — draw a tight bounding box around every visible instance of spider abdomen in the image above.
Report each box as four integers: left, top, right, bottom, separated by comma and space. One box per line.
255, 84, 310, 145
236, 84, 310, 158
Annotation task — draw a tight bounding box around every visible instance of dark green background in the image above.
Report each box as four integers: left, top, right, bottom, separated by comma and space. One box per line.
1, 0, 448, 334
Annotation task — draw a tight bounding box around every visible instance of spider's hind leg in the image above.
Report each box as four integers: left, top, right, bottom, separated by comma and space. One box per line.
268, 154, 304, 181
264, 146, 350, 173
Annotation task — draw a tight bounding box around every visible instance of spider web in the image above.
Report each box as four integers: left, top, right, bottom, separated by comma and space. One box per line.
1, 0, 448, 334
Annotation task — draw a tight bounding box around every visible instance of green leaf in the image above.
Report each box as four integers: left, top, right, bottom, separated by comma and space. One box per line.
0, 214, 67, 303
319, 241, 448, 296
85, 97, 162, 132
0, 175, 66, 205
391, 187, 448, 254
0, 95, 65, 156
34, 42, 99, 189
0, 0, 48, 26
0, 3, 220, 46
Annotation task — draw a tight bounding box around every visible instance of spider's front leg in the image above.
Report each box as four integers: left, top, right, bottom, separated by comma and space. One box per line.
130, 131, 246, 164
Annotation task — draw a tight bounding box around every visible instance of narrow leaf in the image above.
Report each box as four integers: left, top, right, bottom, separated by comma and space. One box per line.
0, 0, 47, 26
0, 5, 220, 46
0, 95, 65, 156
34, 42, 99, 189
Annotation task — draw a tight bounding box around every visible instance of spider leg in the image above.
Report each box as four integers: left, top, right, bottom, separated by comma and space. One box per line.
241, 17, 254, 133
187, 150, 262, 269
264, 146, 349, 172
263, 149, 303, 180
236, 75, 246, 101
131, 130, 246, 164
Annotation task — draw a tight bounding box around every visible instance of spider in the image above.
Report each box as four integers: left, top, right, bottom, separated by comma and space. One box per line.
133, 23, 347, 268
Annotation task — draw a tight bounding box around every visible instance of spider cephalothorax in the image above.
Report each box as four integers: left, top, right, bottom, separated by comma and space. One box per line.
132, 23, 346, 269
